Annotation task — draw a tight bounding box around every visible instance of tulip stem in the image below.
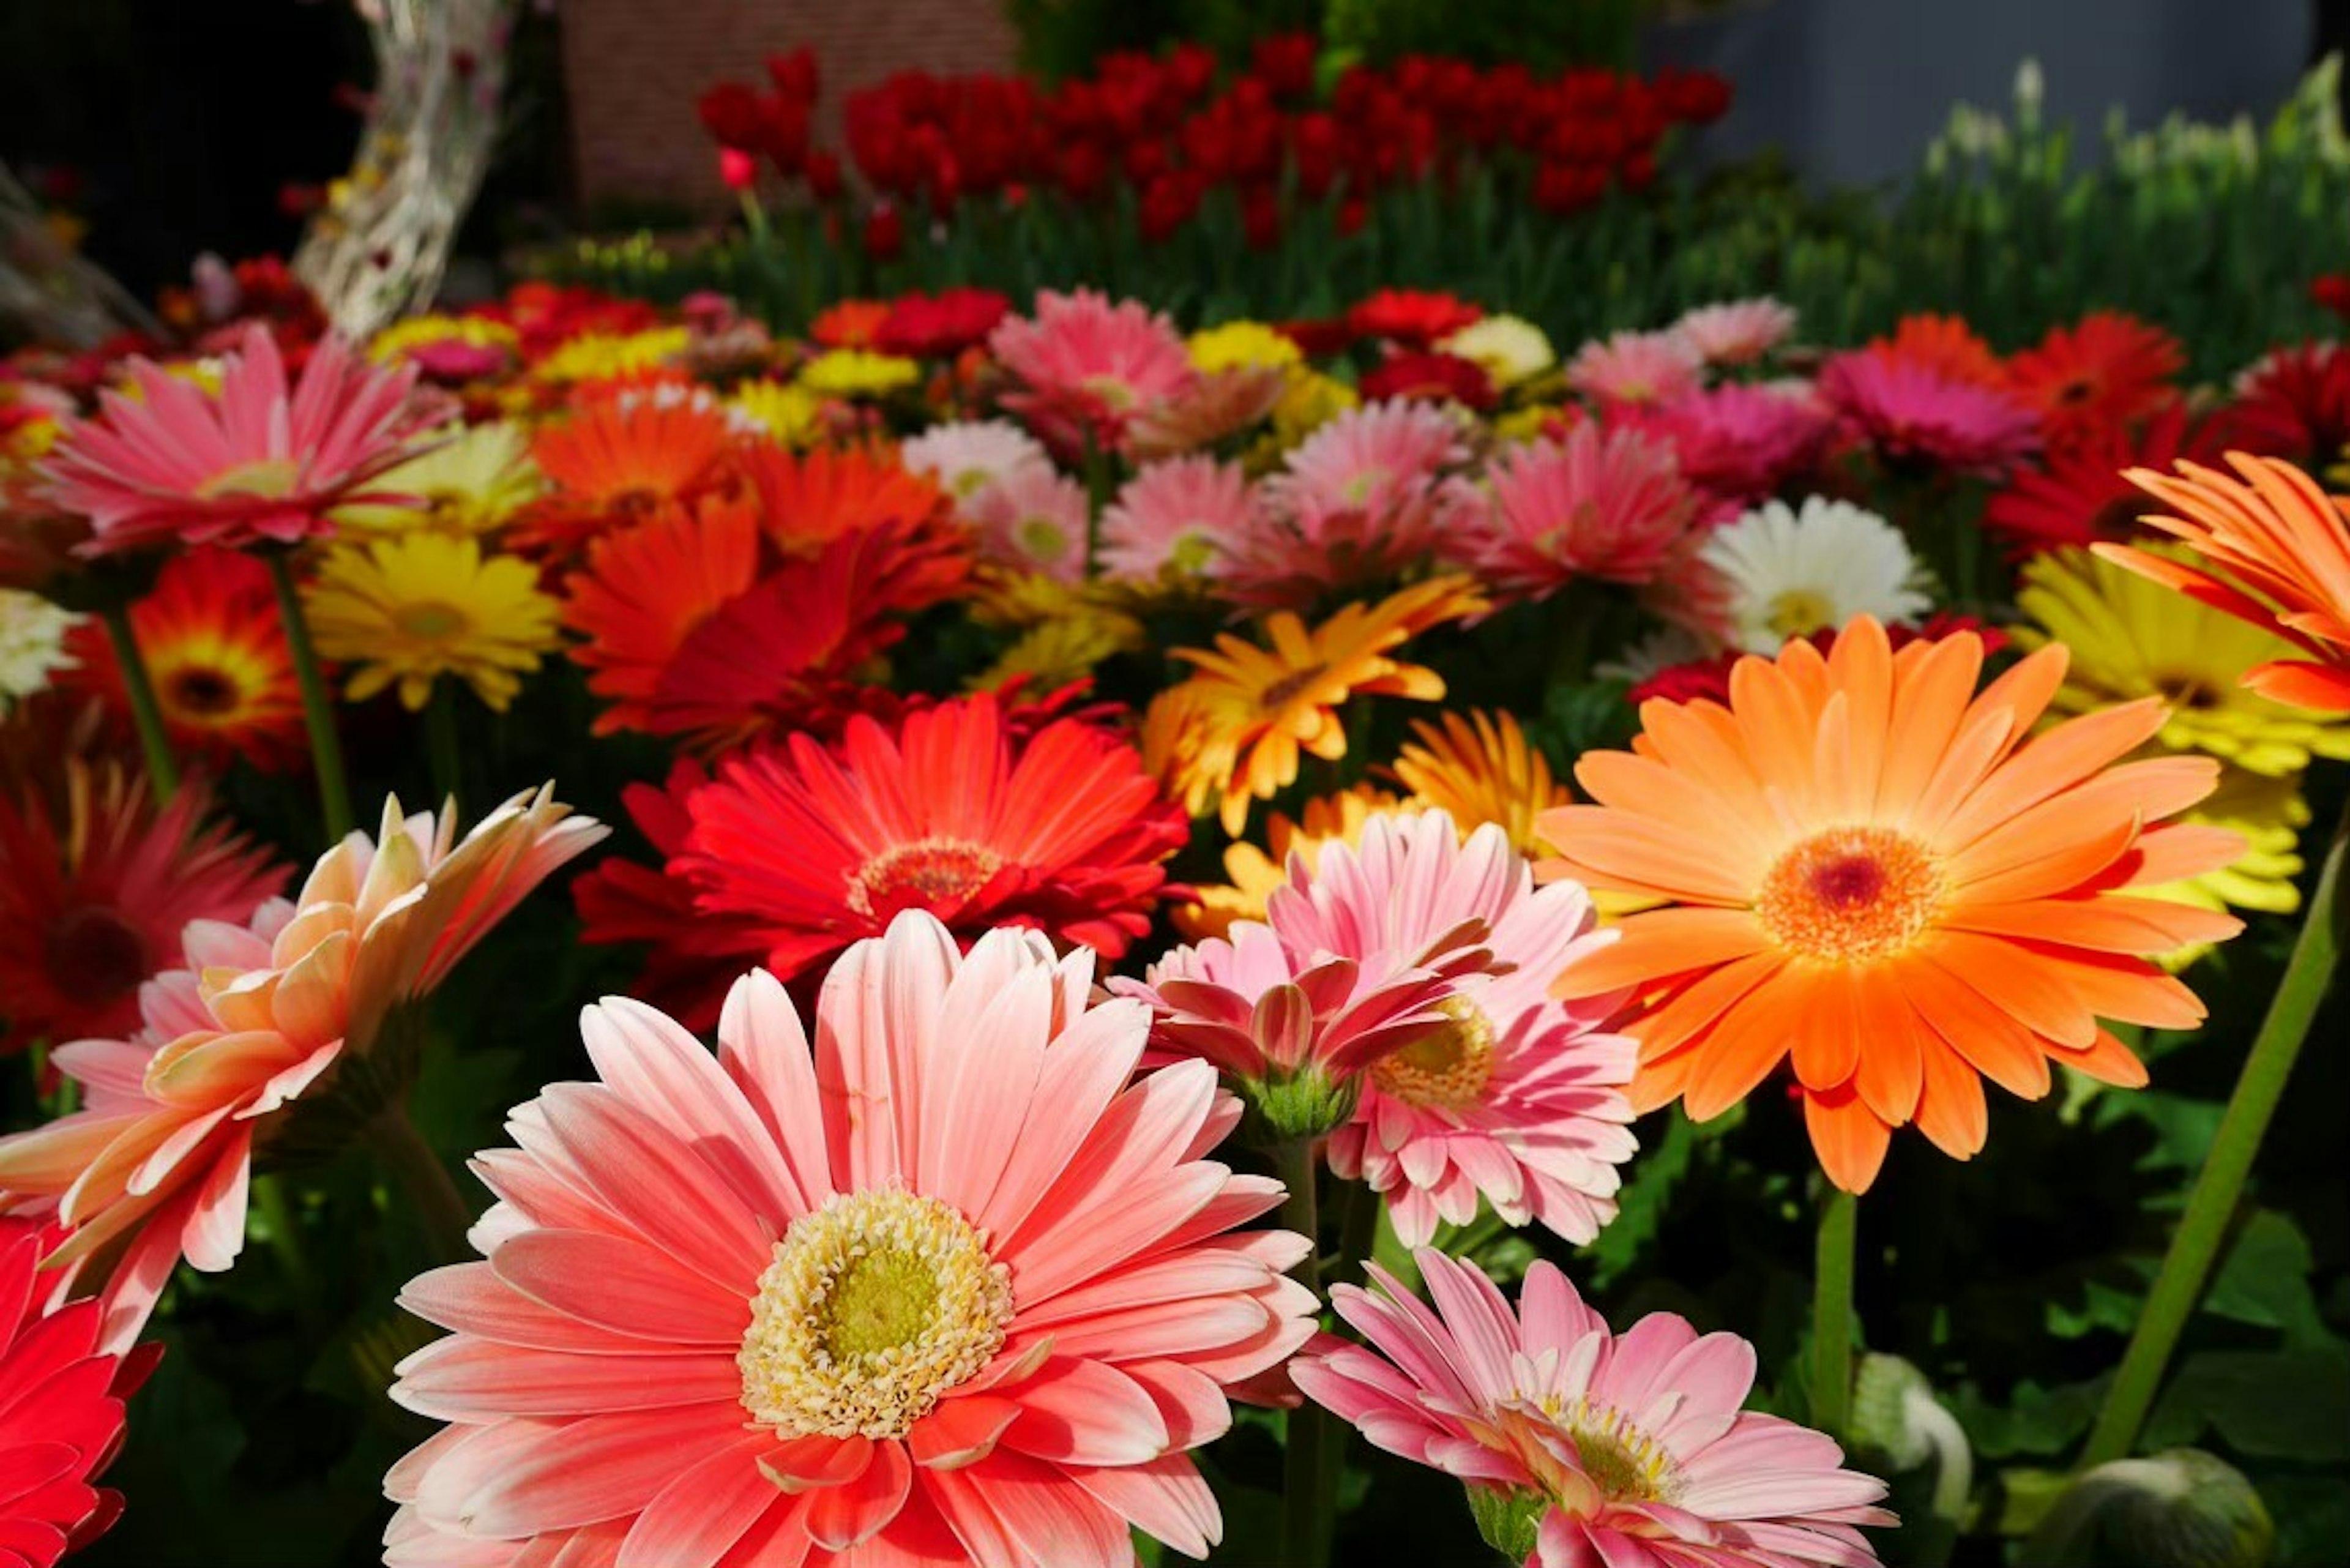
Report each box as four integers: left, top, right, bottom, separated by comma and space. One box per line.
1274, 1137, 1334, 1568
99, 601, 178, 802
264, 550, 353, 842
1812, 1185, 1860, 1438
370, 1103, 474, 1267
2080, 797, 2346, 1470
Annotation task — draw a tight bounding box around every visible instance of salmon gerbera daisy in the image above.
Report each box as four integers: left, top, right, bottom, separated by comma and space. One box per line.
1535, 615, 2246, 1192
381, 913, 1316, 1567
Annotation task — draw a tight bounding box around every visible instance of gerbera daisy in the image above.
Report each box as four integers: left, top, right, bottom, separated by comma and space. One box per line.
966, 464, 1091, 583
520, 391, 733, 554
1220, 400, 1481, 607
1437, 314, 1556, 389
2220, 341, 2350, 464
1360, 352, 1498, 412
0, 760, 284, 1053
1147, 575, 1485, 834
873, 286, 1012, 359
1293, 1250, 1893, 1568
1127, 364, 1288, 460
528, 327, 690, 386
40, 326, 421, 555
1982, 403, 2220, 557
1671, 297, 1798, 367
808, 299, 890, 349
1346, 289, 1481, 348
727, 378, 826, 447
1538, 616, 2244, 1192
739, 444, 955, 558
990, 289, 1197, 457
60, 547, 305, 772
796, 348, 922, 400
0, 1216, 157, 1567
1188, 321, 1304, 375
335, 422, 544, 537
0, 589, 77, 709
1865, 312, 2007, 389
2004, 312, 2185, 450
1266, 369, 1360, 455
1174, 786, 1403, 942
1457, 423, 1711, 599
977, 608, 1147, 694
2099, 454, 2350, 713
1290, 812, 1638, 1245
1816, 353, 2041, 477
382, 915, 1316, 1568
1387, 709, 1570, 856
562, 496, 761, 736
1629, 382, 1837, 502
2139, 764, 2311, 936
369, 314, 521, 383
2015, 543, 2350, 774
0, 788, 603, 1346
1696, 497, 1933, 654
671, 692, 1185, 981
303, 533, 562, 712
1564, 330, 1705, 406
1100, 455, 1251, 583
900, 419, 1056, 502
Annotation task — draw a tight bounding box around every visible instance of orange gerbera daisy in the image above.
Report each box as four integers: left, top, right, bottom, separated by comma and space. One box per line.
1387, 707, 1570, 855
738, 442, 951, 556
1143, 575, 1485, 834
517, 391, 734, 556
1537, 616, 2245, 1192
2095, 454, 2350, 714
1865, 313, 2008, 389
561, 495, 762, 735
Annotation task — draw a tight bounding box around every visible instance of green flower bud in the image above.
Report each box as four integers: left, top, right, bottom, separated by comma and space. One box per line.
2025, 1449, 2273, 1568
1466, 1483, 1548, 1565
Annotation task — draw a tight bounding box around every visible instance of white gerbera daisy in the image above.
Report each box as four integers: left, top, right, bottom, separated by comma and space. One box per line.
0, 589, 79, 710
1437, 313, 1556, 388
1697, 496, 1933, 653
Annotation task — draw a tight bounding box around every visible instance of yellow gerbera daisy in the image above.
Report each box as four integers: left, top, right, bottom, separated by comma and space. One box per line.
1173, 785, 1404, 941
1386, 708, 1569, 855
2139, 764, 2310, 968
1437, 313, 1556, 388
1143, 575, 1485, 833
337, 424, 545, 537
304, 534, 561, 711
1188, 321, 1303, 375
975, 613, 1146, 693
2015, 543, 2350, 775
531, 328, 690, 385
796, 349, 922, 399
729, 379, 826, 446
1269, 368, 1357, 450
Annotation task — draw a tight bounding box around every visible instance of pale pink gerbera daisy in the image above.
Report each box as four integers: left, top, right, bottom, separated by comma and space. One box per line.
990, 289, 1198, 458
898, 419, 1054, 503
1294, 1250, 1893, 1568
1299, 812, 1638, 1247
1100, 454, 1253, 583
0, 788, 603, 1350
1455, 423, 1711, 600
1630, 382, 1837, 502
383, 912, 1317, 1568
1669, 298, 1798, 368
1816, 351, 2041, 477
1564, 330, 1706, 406
1218, 400, 1483, 608
1128, 364, 1288, 461
965, 462, 1093, 582
42, 326, 423, 556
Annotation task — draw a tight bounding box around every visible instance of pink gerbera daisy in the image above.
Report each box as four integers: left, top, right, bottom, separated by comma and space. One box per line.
1100, 455, 1253, 583
382, 913, 1318, 1568
898, 419, 1054, 503
1456, 423, 1711, 599
1670, 298, 1798, 367
1294, 1249, 1893, 1568
966, 463, 1093, 582
990, 289, 1198, 458
1310, 812, 1639, 1247
1629, 383, 1836, 502
1816, 352, 2040, 477
1218, 400, 1482, 607
42, 326, 422, 555
1564, 330, 1706, 406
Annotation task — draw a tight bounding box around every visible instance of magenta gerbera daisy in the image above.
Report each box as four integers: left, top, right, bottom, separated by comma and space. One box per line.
1453, 422, 1711, 600
1627, 383, 1837, 503
1816, 351, 2040, 477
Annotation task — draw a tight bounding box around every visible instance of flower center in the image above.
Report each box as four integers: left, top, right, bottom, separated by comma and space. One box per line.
43, 905, 151, 1006
1257, 662, 1329, 712
1168, 531, 1217, 575
1756, 826, 1944, 963
1015, 516, 1070, 564
192, 457, 301, 501
164, 665, 242, 718
1765, 587, 1838, 640
1553, 1399, 1677, 1503
2155, 672, 2225, 711
738, 1187, 1012, 1440
845, 836, 1004, 919
1371, 996, 1496, 1110
394, 600, 471, 641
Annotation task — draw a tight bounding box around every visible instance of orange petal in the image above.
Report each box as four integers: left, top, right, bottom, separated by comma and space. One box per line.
1680, 977, 1804, 1121
1912, 1037, 1989, 1160
1552, 908, 1770, 999
1802, 1085, 1893, 1193
1903, 950, 2054, 1100
1849, 965, 1927, 1126
1931, 931, 2098, 1049
2058, 1027, 2151, 1089
1630, 950, 1788, 1059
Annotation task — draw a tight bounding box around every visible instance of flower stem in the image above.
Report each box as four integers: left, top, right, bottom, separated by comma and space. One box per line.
1370, 1198, 1421, 1293
264, 550, 353, 841
368, 1103, 474, 1267
1811, 1185, 1860, 1438
98, 600, 178, 802
1273, 1137, 1334, 1568
2080, 797, 2346, 1470
1081, 436, 1114, 581
422, 681, 463, 806
251, 1171, 314, 1300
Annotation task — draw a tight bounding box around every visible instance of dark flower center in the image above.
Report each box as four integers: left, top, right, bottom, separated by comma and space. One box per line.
45, 905, 152, 1005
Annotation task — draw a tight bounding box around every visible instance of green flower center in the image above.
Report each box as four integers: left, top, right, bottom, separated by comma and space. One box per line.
1766, 587, 1838, 640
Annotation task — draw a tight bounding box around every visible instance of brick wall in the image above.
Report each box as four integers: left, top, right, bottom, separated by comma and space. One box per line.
559, 0, 1019, 217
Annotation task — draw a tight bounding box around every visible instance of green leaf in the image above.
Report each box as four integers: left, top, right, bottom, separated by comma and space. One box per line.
2144, 1349, 2350, 1462
2205, 1210, 2335, 1348
1955, 1376, 2108, 1460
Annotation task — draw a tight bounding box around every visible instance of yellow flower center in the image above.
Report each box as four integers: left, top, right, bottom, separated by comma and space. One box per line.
1015, 516, 1070, 563
1541, 1397, 1678, 1503
1765, 588, 1838, 640
738, 1187, 1013, 1440
1256, 662, 1330, 713
846, 837, 1004, 918
1371, 996, 1496, 1110
192, 457, 301, 501
1168, 532, 1217, 575
1756, 826, 1945, 963
394, 600, 471, 641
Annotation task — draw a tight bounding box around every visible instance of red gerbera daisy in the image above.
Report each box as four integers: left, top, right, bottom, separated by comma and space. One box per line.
1983, 403, 2226, 558
874, 286, 1013, 359
562, 495, 763, 736
0, 1217, 159, 1567
1345, 288, 1482, 348
2003, 312, 2185, 450
808, 298, 891, 349
2220, 341, 2350, 465
671, 690, 1188, 982
1865, 312, 2008, 389
0, 760, 285, 1053
59, 547, 307, 771
1359, 350, 1497, 411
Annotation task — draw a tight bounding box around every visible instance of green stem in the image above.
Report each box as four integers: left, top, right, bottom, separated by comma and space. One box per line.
1273, 1138, 1333, 1568
422, 682, 463, 806
264, 550, 353, 842
368, 1103, 474, 1266
99, 600, 178, 802
1081, 436, 1114, 582
251, 1172, 314, 1300
1812, 1185, 1860, 1438
1370, 1198, 1422, 1293
2079, 797, 2346, 1469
